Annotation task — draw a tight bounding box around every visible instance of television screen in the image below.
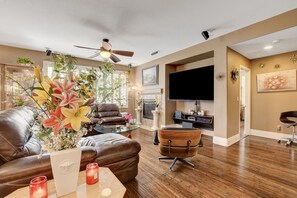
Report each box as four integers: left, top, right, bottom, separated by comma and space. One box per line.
169, 65, 214, 100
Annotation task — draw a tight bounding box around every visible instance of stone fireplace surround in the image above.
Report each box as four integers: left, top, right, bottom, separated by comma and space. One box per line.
140, 88, 162, 130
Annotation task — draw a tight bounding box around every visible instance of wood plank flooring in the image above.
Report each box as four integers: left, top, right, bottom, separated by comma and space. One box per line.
124, 128, 297, 198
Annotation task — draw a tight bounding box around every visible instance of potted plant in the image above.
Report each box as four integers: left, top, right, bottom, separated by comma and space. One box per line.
16, 57, 34, 66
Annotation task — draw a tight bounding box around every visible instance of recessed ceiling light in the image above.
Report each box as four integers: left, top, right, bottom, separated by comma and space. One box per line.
264, 45, 273, 50
272, 39, 280, 44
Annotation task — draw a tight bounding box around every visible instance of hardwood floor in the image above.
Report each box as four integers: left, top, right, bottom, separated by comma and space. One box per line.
124, 128, 297, 198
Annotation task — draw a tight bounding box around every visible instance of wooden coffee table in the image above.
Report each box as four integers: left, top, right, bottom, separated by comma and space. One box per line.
7, 167, 126, 198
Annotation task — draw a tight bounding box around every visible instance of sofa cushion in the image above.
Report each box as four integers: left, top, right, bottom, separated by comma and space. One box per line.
98, 111, 120, 118
97, 103, 120, 112
0, 107, 41, 162
92, 133, 141, 165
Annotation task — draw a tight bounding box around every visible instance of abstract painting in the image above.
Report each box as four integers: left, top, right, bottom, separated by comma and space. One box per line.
257, 69, 296, 92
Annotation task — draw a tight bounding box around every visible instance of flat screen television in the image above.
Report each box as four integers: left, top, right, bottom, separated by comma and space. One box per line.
169, 65, 214, 100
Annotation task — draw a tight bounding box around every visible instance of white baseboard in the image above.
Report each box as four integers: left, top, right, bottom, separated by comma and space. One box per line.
213, 133, 240, 147
201, 129, 213, 137
250, 129, 291, 140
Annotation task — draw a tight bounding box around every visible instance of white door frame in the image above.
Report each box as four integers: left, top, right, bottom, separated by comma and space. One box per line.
239, 65, 251, 136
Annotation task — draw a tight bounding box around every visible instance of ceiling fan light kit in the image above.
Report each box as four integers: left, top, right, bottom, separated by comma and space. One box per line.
100, 51, 111, 58
74, 38, 134, 64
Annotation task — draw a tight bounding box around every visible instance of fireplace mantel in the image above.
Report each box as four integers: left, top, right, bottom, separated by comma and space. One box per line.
141, 88, 162, 95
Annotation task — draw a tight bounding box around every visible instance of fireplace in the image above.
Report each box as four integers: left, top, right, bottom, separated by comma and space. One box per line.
143, 99, 155, 120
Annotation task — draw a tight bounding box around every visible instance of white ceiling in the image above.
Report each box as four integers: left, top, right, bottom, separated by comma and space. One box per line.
231, 26, 297, 59
0, 0, 297, 66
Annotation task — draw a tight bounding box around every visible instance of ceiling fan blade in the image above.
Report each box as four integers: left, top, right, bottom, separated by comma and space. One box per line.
102, 40, 112, 51
110, 54, 121, 63
111, 50, 134, 57
88, 51, 101, 58
74, 45, 100, 50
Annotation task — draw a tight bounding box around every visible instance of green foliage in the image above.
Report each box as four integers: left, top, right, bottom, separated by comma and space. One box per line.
75, 68, 99, 99
16, 57, 34, 65
98, 60, 115, 74
52, 53, 76, 74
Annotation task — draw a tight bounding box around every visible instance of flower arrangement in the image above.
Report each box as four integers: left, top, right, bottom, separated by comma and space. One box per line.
124, 113, 133, 122
124, 113, 133, 123
30, 64, 95, 152
10, 54, 98, 152
135, 92, 142, 107
154, 96, 159, 108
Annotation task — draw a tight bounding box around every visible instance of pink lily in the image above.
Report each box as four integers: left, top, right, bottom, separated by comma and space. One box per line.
52, 91, 83, 108
42, 107, 64, 135
52, 80, 75, 94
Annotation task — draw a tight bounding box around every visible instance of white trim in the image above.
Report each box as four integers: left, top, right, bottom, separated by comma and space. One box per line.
228, 133, 240, 146
213, 133, 240, 147
201, 129, 213, 137
250, 129, 291, 140
141, 88, 163, 95
239, 65, 251, 136
213, 136, 227, 146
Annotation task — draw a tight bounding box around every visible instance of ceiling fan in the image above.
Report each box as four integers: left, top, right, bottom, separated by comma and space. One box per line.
74, 38, 134, 63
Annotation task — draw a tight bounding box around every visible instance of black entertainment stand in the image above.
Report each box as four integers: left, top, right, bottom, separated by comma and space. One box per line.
172, 112, 214, 131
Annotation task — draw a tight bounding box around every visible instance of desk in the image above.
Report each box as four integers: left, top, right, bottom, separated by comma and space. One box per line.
6, 167, 126, 198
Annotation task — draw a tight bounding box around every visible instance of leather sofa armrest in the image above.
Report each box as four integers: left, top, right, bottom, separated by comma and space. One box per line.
0, 154, 51, 183
0, 146, 97, 183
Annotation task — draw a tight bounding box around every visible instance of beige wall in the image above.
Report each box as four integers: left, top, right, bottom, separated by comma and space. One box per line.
227, 48, 251, 137
165, 64, 176, 124
0, 45, 135, 113
251, 50, 297, 133
135, 8, 297, 139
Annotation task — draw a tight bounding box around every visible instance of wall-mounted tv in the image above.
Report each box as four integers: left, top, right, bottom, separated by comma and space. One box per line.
169, 65, 214, 100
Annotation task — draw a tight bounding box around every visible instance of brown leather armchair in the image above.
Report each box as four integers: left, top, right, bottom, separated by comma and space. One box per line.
0, 107, 141, 197
91, 103, 126, 126
158, 128, 201, 171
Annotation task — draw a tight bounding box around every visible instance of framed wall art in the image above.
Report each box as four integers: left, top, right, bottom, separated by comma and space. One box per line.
257, 69, 296, 92
142, 65, 159, 86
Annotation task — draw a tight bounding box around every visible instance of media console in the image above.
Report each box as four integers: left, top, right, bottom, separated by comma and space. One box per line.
172, 112, 214, 130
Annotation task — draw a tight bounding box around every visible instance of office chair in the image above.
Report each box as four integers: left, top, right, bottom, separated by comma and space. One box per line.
158, 128, 201, 171
277, 111, 297, 146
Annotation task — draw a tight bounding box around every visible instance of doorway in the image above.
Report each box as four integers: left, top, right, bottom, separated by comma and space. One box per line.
239, 66, 251, 139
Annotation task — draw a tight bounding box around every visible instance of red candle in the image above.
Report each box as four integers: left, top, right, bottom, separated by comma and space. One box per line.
29, 176, 48, 198
86, 162, 99, 185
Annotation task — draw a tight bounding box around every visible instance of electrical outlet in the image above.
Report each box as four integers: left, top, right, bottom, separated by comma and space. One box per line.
277, 125, 282, 132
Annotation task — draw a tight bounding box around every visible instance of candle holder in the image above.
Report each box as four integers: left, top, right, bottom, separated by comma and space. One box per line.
86, 162, 99, 185
29, 176, 48, 198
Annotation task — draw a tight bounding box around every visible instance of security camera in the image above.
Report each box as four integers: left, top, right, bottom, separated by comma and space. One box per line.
46, 49, 52, 56
201, 31, 209, 40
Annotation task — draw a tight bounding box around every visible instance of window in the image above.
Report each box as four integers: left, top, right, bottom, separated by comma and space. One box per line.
43, 61, 128, 108
96, 71, 128, 108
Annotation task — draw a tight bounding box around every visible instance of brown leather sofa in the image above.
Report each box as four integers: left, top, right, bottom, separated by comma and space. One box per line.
0, 107, 141, 197
91, 103, 126, 126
